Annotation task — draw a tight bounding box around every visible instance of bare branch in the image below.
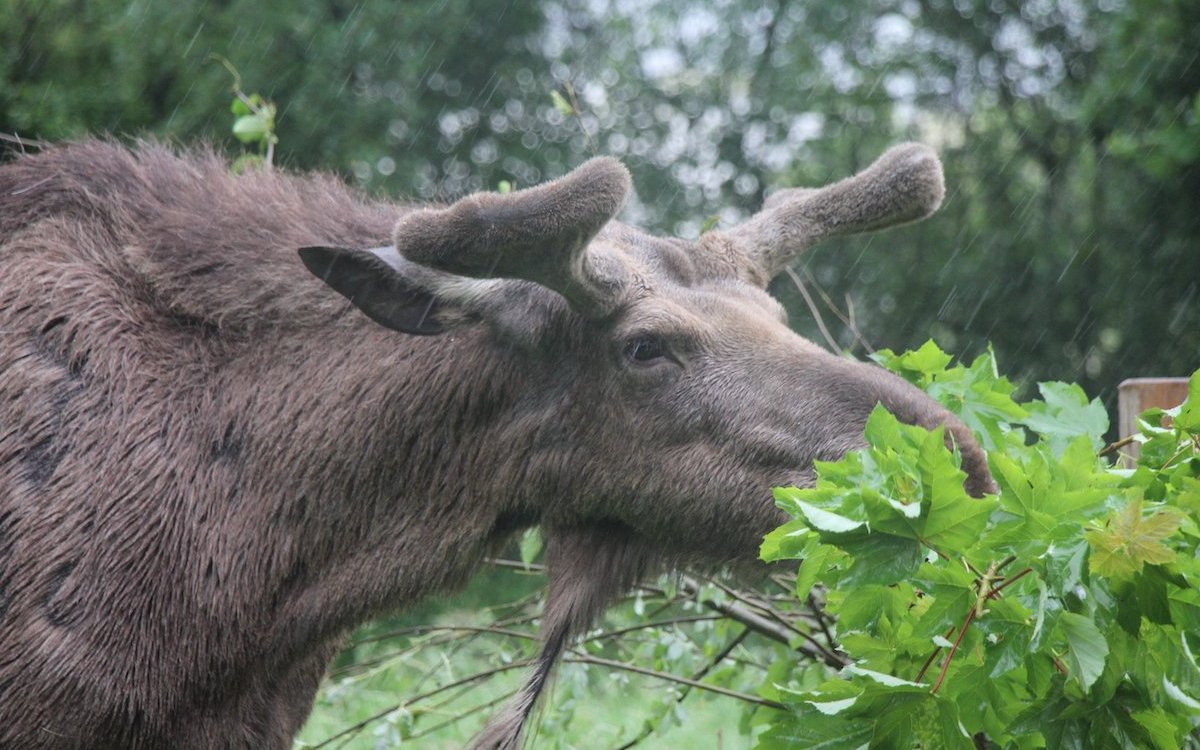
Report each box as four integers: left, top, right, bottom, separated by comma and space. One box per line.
484, 557, 546, 573
351, 622, 536, 649
565, 652, 783, 710
0, 132, 49, 152
842, 291, 874, 354
308, 659, 535, 749
1097, 433, 1136, 458
611, 628, 752, 750
677, 577, 848, 668
785, 266, 840, 351
807, 591, 839, 652
585, 614, 722, 643
795, 265, 876, 355
406, 690, 519, 742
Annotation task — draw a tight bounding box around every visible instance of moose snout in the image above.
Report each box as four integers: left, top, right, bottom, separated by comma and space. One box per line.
820, 358, 997, 498
873, 387, 997, 498
931, 415, 997, 497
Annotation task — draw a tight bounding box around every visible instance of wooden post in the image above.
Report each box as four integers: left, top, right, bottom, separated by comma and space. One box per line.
1117, 377, 1190, 464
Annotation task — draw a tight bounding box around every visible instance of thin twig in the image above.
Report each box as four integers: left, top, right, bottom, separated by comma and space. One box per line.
800, 267, 869, 344
352, 611, 540, 648
331, 633, 462, 680
0, 132, 49, 152
1097, 434, 1136, 458
931, 608, 976, 694
769, 574, 794, 594
565, 652, 783, 710
309, 659, 535, 748
351, 623, 535, 650
987, 567, 1033, 597
1158, 438, 1198, 471
586, 615, 721, 643
924, 565, 1033, 693
842, 291, 875, 354
485, 557, 546, 573
798, 266, 875, 353
697, 575, 822, 634
807, 591, 838, 651
676, 577, 848, 667
611, 629, 752, 750
785, 266, 840, 351
487, 557, 846, 669
563, 81, 597, 155
694, 629, 752, 683
915, 626, 957, 683
333, 627, 529, 681
405, 690, 519, 742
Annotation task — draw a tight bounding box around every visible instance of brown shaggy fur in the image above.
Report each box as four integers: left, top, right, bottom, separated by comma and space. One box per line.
0, 140, 993, 749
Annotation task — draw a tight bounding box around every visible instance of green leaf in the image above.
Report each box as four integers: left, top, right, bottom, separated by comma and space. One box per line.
1175, 370, 1200, 432
232, 113, 269, 144
913, 561, 978, 635
1023, 381, 1109, 453
843, 664, 925, 688
933, 696, 976, 750
550, 89, 575, 116
1130, 707, 1181, 750
760, 518, 812, 561
833, 584, 911, 634
826, 528, 923, 586
518, 527, 543, 567
792, 499, 864, 534
871, 339, 953, 387
1162, 676, 1200, 711
759, 355, 1200, 750
230, 154, 264, 174
753, 713, 871, 750
1085, 498, 1184, 578
920, 467, 995, 554
1058, 612, 1109, 691
793, 542, 845, 596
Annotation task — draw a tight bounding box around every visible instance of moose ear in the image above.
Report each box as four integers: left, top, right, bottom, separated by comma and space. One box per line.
298, 245, 446, 335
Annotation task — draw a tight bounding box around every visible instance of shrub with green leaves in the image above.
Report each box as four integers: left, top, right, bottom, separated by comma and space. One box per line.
759, 342, 1200, 749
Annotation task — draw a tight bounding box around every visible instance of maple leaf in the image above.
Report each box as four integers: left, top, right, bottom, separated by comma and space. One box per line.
1085, 498, 1185, 578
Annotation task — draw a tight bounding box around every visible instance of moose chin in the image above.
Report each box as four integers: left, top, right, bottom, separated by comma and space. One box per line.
0, 139, 993, 749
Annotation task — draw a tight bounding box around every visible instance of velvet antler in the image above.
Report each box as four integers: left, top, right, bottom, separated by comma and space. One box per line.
391, 157, 632, 317
705, 143, 945, 284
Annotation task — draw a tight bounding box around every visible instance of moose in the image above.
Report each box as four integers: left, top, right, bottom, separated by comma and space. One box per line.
0, 138, 993, 749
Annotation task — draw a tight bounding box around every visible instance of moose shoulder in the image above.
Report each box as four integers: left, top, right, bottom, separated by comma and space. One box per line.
0, 140, 994, 749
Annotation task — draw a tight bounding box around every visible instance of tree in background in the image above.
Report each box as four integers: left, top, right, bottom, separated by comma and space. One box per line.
3, 0, 1198, 745
5, 0, 1193, 411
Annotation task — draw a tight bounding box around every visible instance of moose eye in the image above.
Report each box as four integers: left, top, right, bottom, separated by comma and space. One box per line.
623, 335, 668, 364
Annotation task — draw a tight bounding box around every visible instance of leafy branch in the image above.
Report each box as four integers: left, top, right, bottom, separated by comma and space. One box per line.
759, 347, 1200, 750
211, 55, 278, 171
550, 81, 597, 155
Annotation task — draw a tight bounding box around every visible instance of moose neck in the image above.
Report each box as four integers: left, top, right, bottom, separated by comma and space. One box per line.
206, 318, 536, 651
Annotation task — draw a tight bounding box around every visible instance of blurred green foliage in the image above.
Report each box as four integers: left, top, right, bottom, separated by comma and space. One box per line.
3, 0, 1196, 411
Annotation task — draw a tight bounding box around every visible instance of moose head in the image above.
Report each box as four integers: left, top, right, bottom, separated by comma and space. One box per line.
297, 143, 993, 748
